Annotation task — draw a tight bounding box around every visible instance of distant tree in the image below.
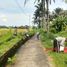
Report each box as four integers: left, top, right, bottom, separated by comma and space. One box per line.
59, 10, 67, 17
51, 8, 67, 20
25, 25, 29, 29
54, 7, 63, 16
18, 26, 25, 29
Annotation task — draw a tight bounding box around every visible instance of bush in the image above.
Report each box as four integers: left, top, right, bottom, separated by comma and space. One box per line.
51, 16, 67, 32
50, 28, 56, 33
48, 32, 55, 40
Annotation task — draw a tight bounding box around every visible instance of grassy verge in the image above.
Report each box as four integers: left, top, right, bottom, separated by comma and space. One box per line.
0, 34, 22, 57
6, 55, 17, 67
40, 30, 67, 67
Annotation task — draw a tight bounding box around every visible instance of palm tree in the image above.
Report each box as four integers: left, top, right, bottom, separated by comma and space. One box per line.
34, 3, 43, 28
24, 0, 55, 33
54, 8, 63, 16
34, 4, 41, 28
45, 0, 55, 33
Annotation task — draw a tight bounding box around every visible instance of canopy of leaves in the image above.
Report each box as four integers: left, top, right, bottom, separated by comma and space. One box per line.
52, 16, 67, 32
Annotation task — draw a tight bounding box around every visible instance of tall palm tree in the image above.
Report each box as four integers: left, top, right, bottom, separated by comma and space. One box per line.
24, 0, 46, 29
45, 0, 55, 33
34, 3, 42, 28
24, 0, 55, 33
36, 0, 55, 33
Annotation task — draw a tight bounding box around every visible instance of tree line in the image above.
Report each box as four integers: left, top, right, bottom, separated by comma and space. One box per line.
33, 0, 67, 33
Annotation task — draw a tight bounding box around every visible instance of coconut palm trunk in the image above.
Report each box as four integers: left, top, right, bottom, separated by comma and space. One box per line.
41, 0, 46, 30
46, 0, 49, 34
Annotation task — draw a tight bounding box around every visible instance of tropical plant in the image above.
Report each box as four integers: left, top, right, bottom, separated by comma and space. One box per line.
52, 16, 67, 32
24, 0, 55, 33
55, 8, 63, 15
34, 3, 43, 28
34, 2, 48, 28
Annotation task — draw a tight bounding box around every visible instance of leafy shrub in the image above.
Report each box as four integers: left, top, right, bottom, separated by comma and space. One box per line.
50, 28, 56, 33
48, 32, 55, 40
51, 16, 67, 32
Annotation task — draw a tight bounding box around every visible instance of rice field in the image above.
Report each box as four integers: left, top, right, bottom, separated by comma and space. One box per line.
0, 28, 28, 57
0, 28, 28, 35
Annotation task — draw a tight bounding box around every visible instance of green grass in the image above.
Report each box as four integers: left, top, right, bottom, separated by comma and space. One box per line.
40, 31, 67, 67
7, 55, 17, 65
0, 37, 21, 56
0, 29, 35, 66
0, 32, 13, 44
0, 32, 22, 57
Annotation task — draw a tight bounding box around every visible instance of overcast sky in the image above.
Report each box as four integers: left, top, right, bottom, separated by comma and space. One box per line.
0, 0, 67, 26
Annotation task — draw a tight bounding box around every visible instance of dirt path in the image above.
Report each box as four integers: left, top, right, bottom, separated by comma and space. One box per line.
8, 35, 50, 67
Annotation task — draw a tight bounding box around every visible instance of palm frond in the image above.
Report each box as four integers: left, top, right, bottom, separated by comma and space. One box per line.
53, 0, 55, 3
34, 0, 37, 3
24, 0, 29, 6
50, 0, 51, 4
38, 0, 40, 2
49, 0, 55, 4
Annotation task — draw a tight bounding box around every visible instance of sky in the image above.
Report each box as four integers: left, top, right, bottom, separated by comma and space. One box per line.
0, 0, 67, 26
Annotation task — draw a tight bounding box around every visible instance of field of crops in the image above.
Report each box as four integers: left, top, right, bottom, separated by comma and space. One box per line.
0, 28, 27, 36
0, 28, 28, 57
0, 27, 35, 67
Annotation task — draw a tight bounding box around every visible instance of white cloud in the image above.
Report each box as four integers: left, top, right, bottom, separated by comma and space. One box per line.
2, 17, 8, 22
0, 14, 8, 22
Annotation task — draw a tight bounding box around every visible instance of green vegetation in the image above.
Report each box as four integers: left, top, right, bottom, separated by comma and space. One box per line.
7, 55, 17, 65
0, 32, 22, 57
0, 28, 34, 57
0, 28, 35, 67
51, 16, 67, 33
0, 32, 13, 44
40, 30, 67, 67
34, 1, 67, 67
